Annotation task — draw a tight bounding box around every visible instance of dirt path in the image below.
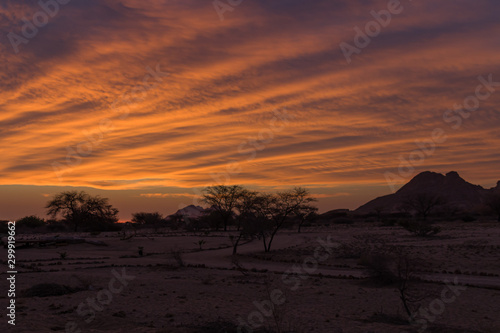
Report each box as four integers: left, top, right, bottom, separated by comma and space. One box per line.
183, 235, 500, 288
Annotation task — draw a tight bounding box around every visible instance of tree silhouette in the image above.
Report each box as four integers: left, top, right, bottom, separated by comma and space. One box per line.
132, 212, 164, 225
234, 189, 259, 231
254, 187, 317, 252
402, 193, 444, 221
46, 191, 118, 231
201, 185, 246, 231
295, 204, 318, 233
229, 190, 261, 254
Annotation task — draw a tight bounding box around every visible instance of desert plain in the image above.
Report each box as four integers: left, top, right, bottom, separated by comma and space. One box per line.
2, 221, 500, 333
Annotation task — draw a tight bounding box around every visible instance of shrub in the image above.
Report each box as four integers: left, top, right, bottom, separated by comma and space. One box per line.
195, 239, 206, 250
171, 249, 184, 267
461, 214, 477, 223
16, 215, 46, 228
368, 311, 408, 325
360, 250, 426, 319
332, 217, 354, 224
22, 283, 80, 297
380, 218, 398, 226
0, 220, 9, 234
337, 240, 370, 259
194, 320, 273, 333
399, 220, 441, 237
83, 220, 122, 232
70, 274, 95, 290
184, 216, 211, 232
131, 212, 164, 225
359, 252, 398, 285
46, 221, 67, 232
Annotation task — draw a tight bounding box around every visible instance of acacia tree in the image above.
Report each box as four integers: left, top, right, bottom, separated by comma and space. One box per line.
230, 214, 263, 255
234, 190, 259, 231
46, 191, 119, 231
255, 187, 317, 252
230, 190, 261, 254
81, 195, 119, 231
295, 205, 318, 233
46, 191, 86, 231
201, 185, 246, 231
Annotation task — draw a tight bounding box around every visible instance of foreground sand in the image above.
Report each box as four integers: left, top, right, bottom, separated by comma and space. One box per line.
2, 222, 500, 332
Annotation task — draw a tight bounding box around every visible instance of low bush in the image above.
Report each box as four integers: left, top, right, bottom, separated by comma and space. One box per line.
332, 217, 354, 225
16, 215, 46, 228
399, 220, 441, 237
46, 221, 67, 232
359, 252, 398, 285
461, 214, 477, 223
194, 320, 273, 333
380, 218, 398, 226
171, 249, 184, 267
22, 283, 82, 298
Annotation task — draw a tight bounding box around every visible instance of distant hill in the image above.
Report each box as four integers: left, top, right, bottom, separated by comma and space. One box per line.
318, 209, 350, 220
355, 171, 500, 214
166, 205, 208, 220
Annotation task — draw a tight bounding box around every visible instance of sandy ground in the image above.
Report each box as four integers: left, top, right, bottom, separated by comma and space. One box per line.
1, 222, 500, 332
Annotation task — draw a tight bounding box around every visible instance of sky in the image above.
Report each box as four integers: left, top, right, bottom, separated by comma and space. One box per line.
1, 0, 500, 220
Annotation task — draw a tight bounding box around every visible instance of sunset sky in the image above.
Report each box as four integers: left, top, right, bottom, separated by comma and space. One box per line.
1, 0, 500, 220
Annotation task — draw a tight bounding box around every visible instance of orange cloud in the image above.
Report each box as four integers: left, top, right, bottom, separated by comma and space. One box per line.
0, 0, 499, 219
139, 193, 198, 198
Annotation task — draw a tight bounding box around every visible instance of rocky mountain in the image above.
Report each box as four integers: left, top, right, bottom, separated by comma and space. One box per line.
355, 171, 499, 214
166, 205, 208, 220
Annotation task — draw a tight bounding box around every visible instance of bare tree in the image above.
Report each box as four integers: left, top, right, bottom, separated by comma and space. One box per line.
402, 193, 444, 221
255, 187, 317, 252
230, 190, 261, 255
396, 255, 419, 318
362, 248, 428, 320
201, 185, 246, 231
